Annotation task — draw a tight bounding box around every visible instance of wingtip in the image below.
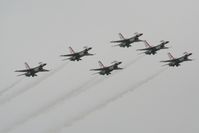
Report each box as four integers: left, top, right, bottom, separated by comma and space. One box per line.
91, 72, 99, 75
62, 58, 69, 61
111, 45, 119, 47
161, 64, 168, 67
138, 52, 145, 55
60, 55, 66, 57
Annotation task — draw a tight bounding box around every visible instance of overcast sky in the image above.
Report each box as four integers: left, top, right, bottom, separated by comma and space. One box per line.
0, 0, 199, 133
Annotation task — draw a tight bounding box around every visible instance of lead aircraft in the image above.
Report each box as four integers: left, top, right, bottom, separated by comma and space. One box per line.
111, 32, 143, 48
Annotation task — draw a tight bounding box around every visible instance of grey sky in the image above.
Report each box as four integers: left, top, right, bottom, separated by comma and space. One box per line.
0, 0, 199, 133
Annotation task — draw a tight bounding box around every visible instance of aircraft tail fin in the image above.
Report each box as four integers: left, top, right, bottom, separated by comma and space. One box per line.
144, 40, 151, 48
183, 52, 189, 55
69, 47, 75, 54
24, 62, 31, 70
98, 61, 105, 68
168, 52, 175, 60
118, 33, 125, 40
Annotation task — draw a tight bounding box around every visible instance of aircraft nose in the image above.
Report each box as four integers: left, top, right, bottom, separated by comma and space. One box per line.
189, 53, 192, 56
166, 41, 169, 44
140, 33, 143, 36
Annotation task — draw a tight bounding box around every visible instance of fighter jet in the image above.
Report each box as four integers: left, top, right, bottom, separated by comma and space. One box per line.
161, 52, 193, 67
60, 46, 94, 61
90, 61, 123, 75
110, 32, 143, 48
15, 62, 49, 77
137, 40, 170, 55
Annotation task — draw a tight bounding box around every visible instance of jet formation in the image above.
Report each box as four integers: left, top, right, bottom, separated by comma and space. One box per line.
15, 32, 193, 77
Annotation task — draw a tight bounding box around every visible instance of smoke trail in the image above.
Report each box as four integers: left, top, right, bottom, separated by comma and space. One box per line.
0, 77, 25, 96
2, 76, 107, 133
1, 75, 102, 133
2, 56, 144, 133
47, 67, 168, 133
0, 62, 69, 105
123, 54, 145, 68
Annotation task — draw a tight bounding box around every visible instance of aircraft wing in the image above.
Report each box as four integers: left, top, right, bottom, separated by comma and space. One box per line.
137, 47, 152, 51
110, 39, 128, 43
17, 73, 26, 76
62, 58, 70, 61
112, 44, 123, 47
160, 59, 176, 62
90, 68, 105, 71
15, 69, 30, 72
60, 53, 76, 57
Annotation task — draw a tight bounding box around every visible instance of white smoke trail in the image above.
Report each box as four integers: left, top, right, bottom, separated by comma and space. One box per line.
123, 54, 145, 68
1, 75, 103, 133
47, 67, 168, 133
0, 62, 69, 105
2, 56, 145, 133
0, 77, 25, 96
